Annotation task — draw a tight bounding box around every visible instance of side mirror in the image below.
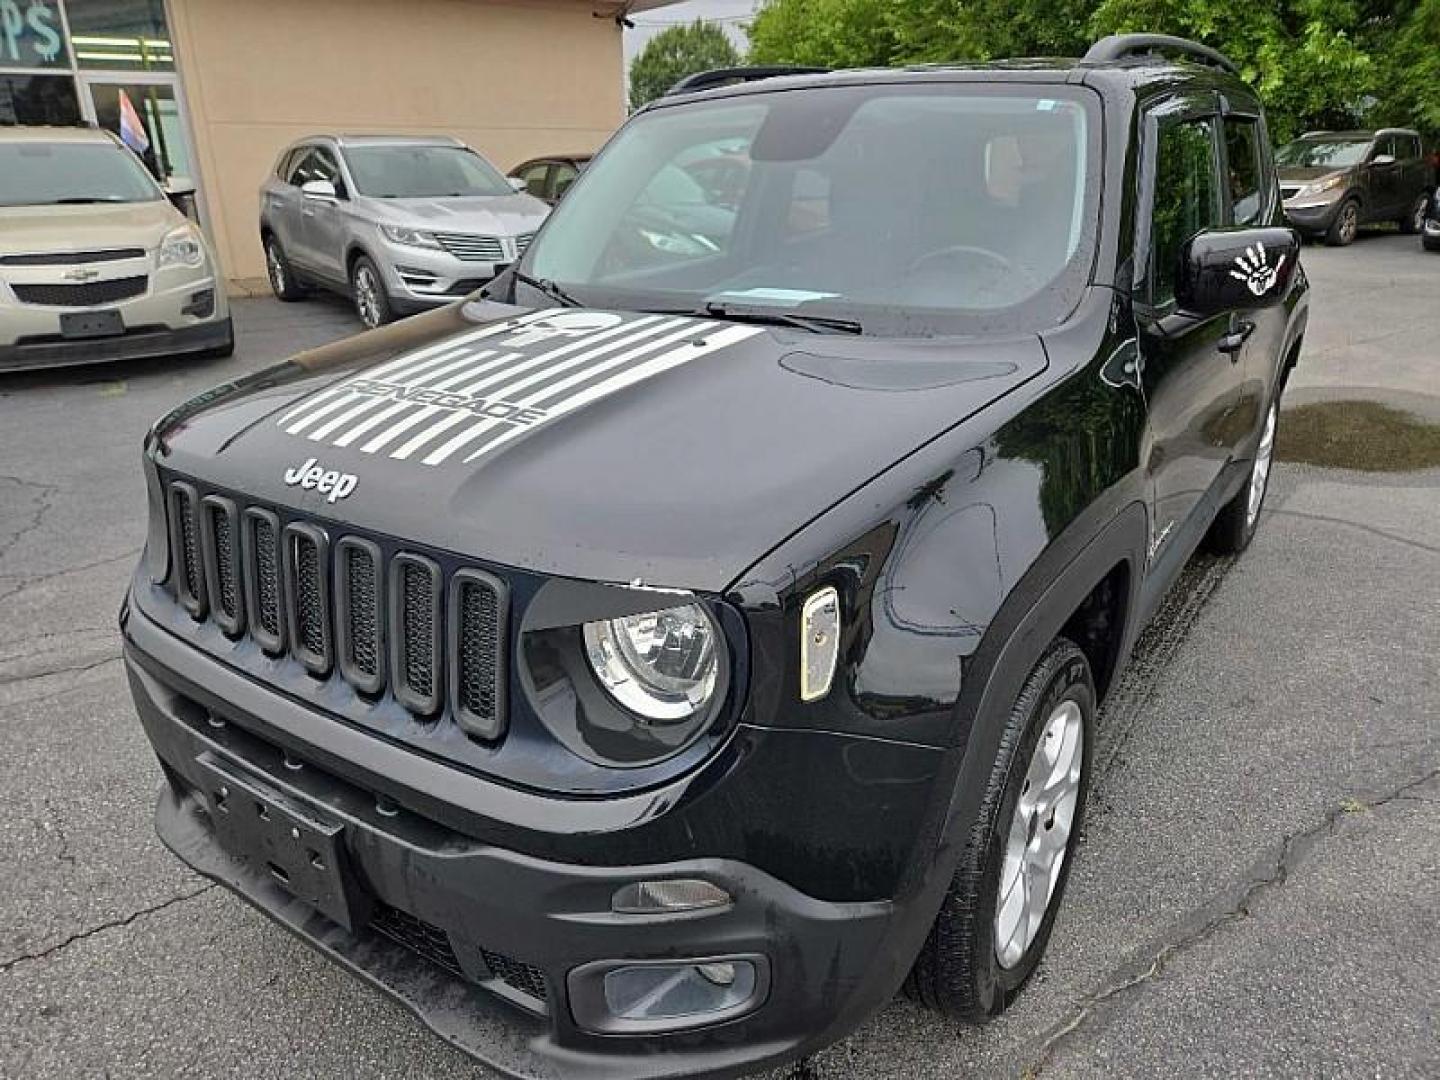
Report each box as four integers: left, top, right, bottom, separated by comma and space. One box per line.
508, 176, 528, 193
301, 178, 337, 200
1371, 153, 1396, 166
1177, 226, 1299, 316
165, 175, 196, 197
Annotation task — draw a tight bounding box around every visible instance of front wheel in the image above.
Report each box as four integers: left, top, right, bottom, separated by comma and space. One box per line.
1324, 199, 1360, 246
1399, 193, 1429, 235
905, 637, 1093, 1021
350, 255, 393, 330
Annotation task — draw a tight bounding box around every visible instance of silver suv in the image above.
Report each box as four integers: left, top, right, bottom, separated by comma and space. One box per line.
259, 135, 550, 328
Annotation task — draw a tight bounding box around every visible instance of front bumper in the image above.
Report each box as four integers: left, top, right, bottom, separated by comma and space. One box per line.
376, 240, 506, 312
122, 598, 918, 1079
1282, 198, 1342, 234
0, 317, 232, 373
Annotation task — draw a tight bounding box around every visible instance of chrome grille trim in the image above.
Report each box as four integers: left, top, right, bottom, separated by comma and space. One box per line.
335, 537, 385, 695
199, 495, 243, 637
389, 553, 442, 715
241, 507, 285, 655
167, 482, 206, 619
283, 523, 332, 676
448, 568, 508, 741
431, 232, 505, 262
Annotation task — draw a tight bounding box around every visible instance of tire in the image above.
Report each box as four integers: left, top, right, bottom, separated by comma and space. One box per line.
1323, 199, 1360, 246
349, 255, 393, 330
1206, 394, 1279, 555
905, 637, 1093, 1022
200, 318, 236, 360
1398, 193, 1428, 235
263, 235, 308, 301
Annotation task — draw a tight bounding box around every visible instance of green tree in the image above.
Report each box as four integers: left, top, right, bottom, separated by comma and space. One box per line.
746, 0, 1440, 145
629, 20, 742, 111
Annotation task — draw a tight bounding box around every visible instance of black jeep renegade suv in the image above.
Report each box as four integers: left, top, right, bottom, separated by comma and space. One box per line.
122, 34, 1308, 1080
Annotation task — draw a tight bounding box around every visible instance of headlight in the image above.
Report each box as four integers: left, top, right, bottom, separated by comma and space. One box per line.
1295, 174, 1345, 199
583, 603, 720, 721
380, 224, 441, 249
157, 226, 205, 269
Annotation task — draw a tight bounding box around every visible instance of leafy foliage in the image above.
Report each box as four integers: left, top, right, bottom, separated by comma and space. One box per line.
747, 0, 1440, 144
629, 20, 743, 111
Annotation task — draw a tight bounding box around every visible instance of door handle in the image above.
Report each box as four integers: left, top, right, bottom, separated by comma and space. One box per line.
1218, 320, 1255, 357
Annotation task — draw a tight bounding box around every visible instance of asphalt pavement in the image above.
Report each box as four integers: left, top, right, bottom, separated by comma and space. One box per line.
1, 236, 1436, 1078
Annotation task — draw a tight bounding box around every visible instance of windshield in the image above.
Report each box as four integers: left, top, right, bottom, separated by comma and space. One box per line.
523, 85, 1099, 335
343, 145, 514, 198
0, 141, 161, 207
1276, 139, 1371, 168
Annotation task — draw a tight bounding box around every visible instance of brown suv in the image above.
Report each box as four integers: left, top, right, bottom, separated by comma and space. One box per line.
1278, 128, 1430, 246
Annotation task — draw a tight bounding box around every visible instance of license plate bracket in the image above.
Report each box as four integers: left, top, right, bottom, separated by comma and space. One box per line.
197, 753, 371, 932
59, 309, 124, 339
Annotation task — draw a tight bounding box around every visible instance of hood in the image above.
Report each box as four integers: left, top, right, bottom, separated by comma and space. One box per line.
155, 303, 1046, 591
1276, 165, 1350, 185
368, 192, 550, 235
0, 198, 182, 256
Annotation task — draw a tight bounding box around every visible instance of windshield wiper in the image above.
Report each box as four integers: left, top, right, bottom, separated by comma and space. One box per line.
511, 269, 581, 308
700, 300, 862, 335
52, 196, 127, 205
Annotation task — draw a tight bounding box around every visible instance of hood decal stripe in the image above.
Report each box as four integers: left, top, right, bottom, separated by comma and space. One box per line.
303, 349, 500, 441
284, 344, 476, 434
460, 324, 763, 464
277, 308, 557, 429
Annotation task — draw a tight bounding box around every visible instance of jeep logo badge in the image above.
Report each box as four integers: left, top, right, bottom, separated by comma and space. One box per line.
283, 457, 358, 503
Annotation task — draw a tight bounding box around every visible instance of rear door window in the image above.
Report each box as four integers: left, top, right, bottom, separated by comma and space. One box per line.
1148, 114, 1223, 305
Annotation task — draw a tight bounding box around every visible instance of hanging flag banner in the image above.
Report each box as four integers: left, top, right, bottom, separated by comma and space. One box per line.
118, 88, 151, 155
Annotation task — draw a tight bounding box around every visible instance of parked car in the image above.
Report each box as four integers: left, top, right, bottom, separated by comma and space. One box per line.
509, 154, 591, 204
125, 34, 1307, 1080
1423, 190, 1440, 251
1277, 128, 1430, 246
0, 126, 231, 373
260, 135, 550, 329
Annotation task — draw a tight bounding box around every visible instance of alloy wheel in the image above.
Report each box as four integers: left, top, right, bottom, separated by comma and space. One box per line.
354, 265, 382, 328
1412, 197, 1428, 233
267, 244, 285, 295
1340, 203, 1358, 244
1247, 401, 1278, 528
995, 698, 1084, 969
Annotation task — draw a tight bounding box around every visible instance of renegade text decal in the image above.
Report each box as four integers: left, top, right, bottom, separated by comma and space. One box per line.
276, 310, 762, 467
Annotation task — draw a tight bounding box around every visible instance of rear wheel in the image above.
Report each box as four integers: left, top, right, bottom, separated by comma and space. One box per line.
264, 235, 308, 301
1399, 193, 1429, 235
350, 255, 393, 330
1324, 199, 1360, 246
905, 637, 1092, 1021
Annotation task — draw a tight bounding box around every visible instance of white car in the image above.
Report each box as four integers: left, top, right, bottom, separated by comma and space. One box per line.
0, 126, 232, 374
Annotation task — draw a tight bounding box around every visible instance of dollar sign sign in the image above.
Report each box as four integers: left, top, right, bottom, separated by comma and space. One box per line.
26, 1, 61, 63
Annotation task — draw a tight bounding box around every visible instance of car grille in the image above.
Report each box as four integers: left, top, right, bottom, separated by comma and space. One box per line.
432, 232, 506, 262
515, 232, 535, 255
0, 248, 145, 266
167, 483, 509, 736
10, 275, 148, 306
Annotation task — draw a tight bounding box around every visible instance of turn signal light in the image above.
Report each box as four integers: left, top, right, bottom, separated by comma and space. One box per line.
612, 879, 731, 914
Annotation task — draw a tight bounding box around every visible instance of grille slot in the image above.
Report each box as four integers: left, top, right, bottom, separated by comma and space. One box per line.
12, 275, 147, 306
242, 507, 285, 654
431, 231, 505, 262
167, 482, 206, 619
514, 232, 535, 255
0, 248, 145, 266
449, 569, 508, 740
481, 948, 549, 1006
335, 537, 385, 694
283, 524, 332, 675
370, 903, 464, 980
390, 554, 442, 714
200, 495, 243, 636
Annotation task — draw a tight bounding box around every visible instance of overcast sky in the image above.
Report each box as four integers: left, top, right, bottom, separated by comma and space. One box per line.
623, 0, 761, 66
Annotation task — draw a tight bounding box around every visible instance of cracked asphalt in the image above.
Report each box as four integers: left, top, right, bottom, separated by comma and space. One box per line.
2, 237, 1437, 1078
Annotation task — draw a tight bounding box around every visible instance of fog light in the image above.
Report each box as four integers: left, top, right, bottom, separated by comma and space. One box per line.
182, 288, 215, 318
612, 879, 731, 914
602, 960, 758, 1023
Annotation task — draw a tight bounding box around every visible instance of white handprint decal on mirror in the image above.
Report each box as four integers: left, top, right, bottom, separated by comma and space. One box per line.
1229, 242, 1284, 297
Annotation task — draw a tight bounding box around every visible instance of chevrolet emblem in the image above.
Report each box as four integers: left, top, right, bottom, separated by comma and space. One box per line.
63, 267, 101, 282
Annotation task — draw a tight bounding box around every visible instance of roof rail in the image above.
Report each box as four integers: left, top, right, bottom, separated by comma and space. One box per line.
1084, 33, 1238, 76
666, 66, 828, 96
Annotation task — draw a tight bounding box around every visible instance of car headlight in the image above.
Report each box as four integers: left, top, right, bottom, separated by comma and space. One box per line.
1295, 174, 1345, 199
157, 226, 205, 269
583, 603, 720, 721
380, 224, 441, 249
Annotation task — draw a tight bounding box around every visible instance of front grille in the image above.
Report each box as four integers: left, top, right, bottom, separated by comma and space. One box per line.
515, 232, 535, 255
370, 903, 465, 979
11, 275, 147, 306
482, 948, 549, 1005
0, 248, 145, 266
432, 231, 505, 262
165, 482, 507, 734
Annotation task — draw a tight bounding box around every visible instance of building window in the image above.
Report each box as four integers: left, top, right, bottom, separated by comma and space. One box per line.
0, 0, 68, 67
0, 72, 80, 124
66, 0, 174, 71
